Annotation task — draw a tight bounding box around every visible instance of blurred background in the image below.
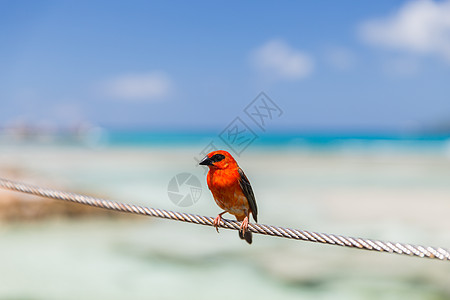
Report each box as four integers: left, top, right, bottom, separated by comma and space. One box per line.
1, 1, 450, 299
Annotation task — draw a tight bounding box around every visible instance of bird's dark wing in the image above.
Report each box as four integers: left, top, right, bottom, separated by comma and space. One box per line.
238, 168, 258, 222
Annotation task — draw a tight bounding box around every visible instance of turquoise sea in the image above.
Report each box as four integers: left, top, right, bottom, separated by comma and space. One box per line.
0, 130, 450, 299
104, 130, 450, 147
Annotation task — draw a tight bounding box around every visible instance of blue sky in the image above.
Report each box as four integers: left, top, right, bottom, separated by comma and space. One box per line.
1, 0, 450, 133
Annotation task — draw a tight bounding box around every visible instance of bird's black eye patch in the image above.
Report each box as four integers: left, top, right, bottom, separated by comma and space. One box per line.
210, 154, 225, 163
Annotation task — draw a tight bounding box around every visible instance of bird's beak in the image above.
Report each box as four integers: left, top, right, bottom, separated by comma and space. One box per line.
199, 156, 213, 166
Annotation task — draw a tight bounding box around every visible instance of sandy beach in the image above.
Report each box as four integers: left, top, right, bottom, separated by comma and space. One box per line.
1, 142, 450, 299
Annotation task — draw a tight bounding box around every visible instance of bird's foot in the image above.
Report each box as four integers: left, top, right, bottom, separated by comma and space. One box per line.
240, 216, 249, 234
213, 213, 225, 233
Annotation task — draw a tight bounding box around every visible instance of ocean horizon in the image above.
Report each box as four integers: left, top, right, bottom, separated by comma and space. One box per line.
3, 127, 450, 152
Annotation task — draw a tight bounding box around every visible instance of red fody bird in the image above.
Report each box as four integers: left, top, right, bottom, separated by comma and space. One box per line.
199, 150, 258, 244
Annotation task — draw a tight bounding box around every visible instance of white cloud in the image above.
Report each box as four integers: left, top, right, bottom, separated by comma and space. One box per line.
101, 71, 172, 101
325, 46, 357, 70
382, 57, 420, 77
251, 39, 314, 81
359, 0, 450, 62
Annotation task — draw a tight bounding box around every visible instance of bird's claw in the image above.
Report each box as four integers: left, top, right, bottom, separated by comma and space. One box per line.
240, 216, 249, 234
213, 214, 222, 233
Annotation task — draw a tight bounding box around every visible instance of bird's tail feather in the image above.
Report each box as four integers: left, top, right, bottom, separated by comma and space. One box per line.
239, 230, 252, 244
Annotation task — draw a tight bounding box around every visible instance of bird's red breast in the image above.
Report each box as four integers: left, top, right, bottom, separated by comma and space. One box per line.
207, 167, 249, 221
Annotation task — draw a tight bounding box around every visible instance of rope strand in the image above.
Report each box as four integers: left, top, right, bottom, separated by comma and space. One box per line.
0, 177, 448, 261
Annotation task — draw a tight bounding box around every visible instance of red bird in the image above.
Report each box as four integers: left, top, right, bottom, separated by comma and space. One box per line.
199, 150, 258, 244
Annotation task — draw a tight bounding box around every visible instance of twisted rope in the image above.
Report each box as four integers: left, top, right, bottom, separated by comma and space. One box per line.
0, 177, 448, 261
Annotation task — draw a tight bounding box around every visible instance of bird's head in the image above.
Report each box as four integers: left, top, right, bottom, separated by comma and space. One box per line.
199, 150, 237, 169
